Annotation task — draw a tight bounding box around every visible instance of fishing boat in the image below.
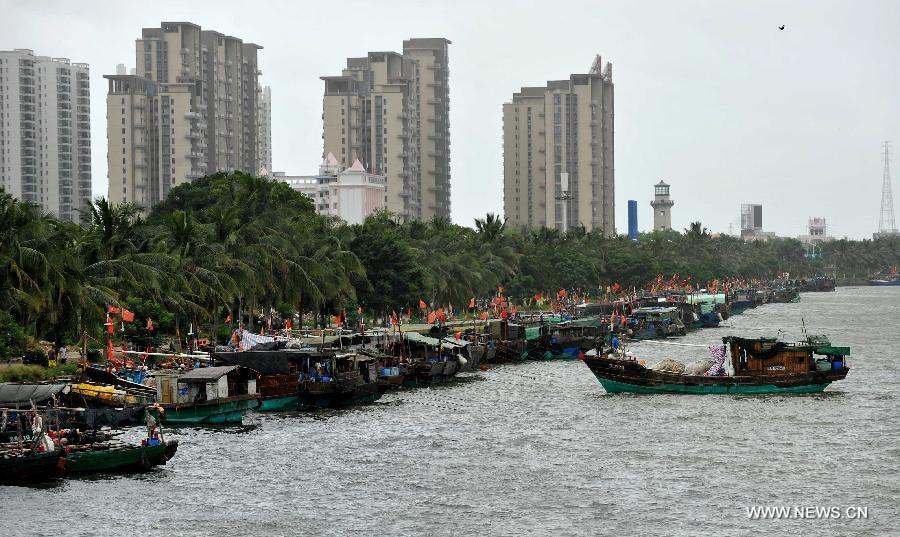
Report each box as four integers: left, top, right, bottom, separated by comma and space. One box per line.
771, 287, 801, 303
627, 307, 686, 340
297, 352, 381, 408
0, 406, 66, 484
486, 320, 528, 362
535, 322, 601, 360
583, 335, 849, 394
214, 349, 309, 412
868, 273, 900, 286
0, 449, 65, 484
64, 439, 178, 474
151, 366, 261, 425
728, 289, 757, 314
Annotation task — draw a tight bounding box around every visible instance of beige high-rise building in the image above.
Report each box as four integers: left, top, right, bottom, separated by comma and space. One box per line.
106, 21, 262, 207
257, 85, 272, 173
321, 38, 450, 222
0, 49, 91, 222
503, 56, 614, 235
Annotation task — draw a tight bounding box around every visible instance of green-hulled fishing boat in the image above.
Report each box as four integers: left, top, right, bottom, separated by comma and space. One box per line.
152, 366, 261, 425
583, 335, 849, 395
65, 440, 178, 474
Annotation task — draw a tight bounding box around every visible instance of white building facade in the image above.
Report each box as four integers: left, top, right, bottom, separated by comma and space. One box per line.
0, 49, 91, 222
277, 153, 385, 225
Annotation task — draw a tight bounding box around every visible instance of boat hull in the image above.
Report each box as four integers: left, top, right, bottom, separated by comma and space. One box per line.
297, 382, 381, 409
868, 279, 900, 286
154, 397, 260, 425
65, 441, 178, 474
596, 377, 832, 394
584, 355, 848, 395
256, 395, 300, 412
0, 451, 64, 484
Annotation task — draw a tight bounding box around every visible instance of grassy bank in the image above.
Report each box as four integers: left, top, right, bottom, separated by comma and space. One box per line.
0, 363, 81, 383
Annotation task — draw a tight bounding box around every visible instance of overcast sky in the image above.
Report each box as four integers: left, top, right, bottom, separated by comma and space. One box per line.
3, 0, 898, 239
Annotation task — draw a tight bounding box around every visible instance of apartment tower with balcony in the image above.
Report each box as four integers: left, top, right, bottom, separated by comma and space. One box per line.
503, 56, 614, 236
320, 38, 450, 222
106, 22, 262, 207
257, 85, 272, 173
0, 49, 91, 222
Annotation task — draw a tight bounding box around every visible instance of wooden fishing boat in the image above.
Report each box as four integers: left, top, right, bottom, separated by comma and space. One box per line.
151, 366, 260, 425
214, 349, 305, 412
771, 287, 801, 303
728, 289, 758, 314
535, 322, 601, 360
486, 321, 528, 362
583, 335, 849, 394
297, 353, 381, 408
64, 439, 178, 474
868, 273, 900, 286
0, 449, 65, 484
627, 307, 687, 340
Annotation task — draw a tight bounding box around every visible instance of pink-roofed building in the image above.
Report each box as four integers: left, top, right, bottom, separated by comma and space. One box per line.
275, 153, 386, 225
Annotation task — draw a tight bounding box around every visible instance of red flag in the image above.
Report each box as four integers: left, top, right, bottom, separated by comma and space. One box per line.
333, 314, 341, 327
468, 297, 475, 309
225, 313, 232, 324
146, 318, 154, 332
427, 310, 438, 324
285, 319, 292, 330
121, 309, 135, 323
448, 303, 454, 318
479, 311, 489, 320
498, 286, 504, 295
500, 309, 508, 319
419, 299, 427, 310
454, 331, 462, 340
511, 305, 518, 314
105, 314, 114, 334
107, 306, 121, 315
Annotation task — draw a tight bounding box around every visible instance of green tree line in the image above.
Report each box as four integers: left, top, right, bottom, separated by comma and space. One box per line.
1, 173, 898, 356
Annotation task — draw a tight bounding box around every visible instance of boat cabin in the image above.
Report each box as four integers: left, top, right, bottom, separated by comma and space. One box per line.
155, 366, 257, 405
724, 336, 849, 376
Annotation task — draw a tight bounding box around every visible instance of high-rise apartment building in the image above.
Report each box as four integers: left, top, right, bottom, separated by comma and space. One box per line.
503, 56, 614, 236
257, 85, 272, 173
0, 49, 91, 222
106, 21, 262, 207
320, 38, 450, 222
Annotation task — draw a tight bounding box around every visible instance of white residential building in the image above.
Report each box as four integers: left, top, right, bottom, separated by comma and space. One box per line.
0, 49, 91, 222
277, 152, 385, 225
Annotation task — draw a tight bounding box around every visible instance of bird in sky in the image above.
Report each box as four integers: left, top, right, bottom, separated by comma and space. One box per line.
779, 25, 785, 30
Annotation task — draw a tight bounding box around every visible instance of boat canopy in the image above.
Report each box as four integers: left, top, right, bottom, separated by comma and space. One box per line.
404, 332, 441, 346
178, 365, 240, 383
440, 337, 469, 348
214, 350, 292, 374
633, 307, 680, 314
0, 383, 68, 405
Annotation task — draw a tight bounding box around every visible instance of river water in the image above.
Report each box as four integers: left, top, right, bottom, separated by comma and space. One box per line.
2, 287, 898, 536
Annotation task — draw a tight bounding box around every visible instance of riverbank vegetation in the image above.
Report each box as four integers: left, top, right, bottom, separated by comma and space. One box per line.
2, 172, 898, 352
